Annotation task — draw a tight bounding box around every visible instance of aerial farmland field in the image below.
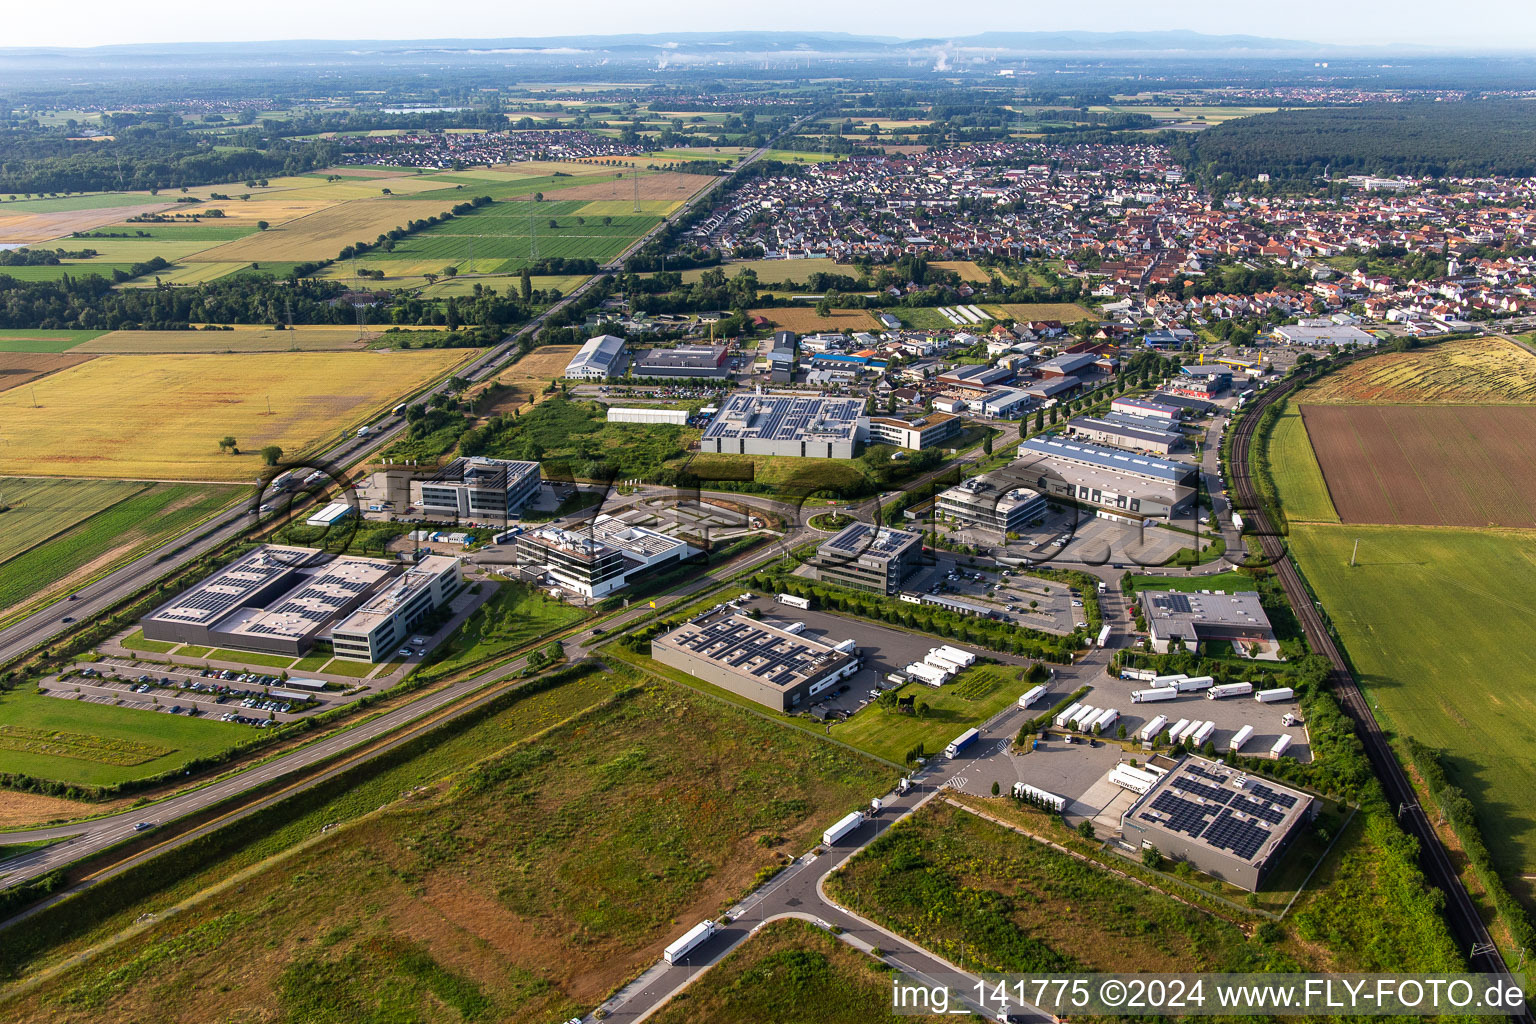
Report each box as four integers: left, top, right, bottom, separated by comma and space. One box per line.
369, 199, 660, 265
188, 198, 477, 262
0, 349, 472, 480
0, 352, 93, 392
0, 478, 144, 563
1300, 336, 1536, 405
71, 326, 375, 353
748, 307, 882, 332
1300, 404, 1536, 527
0, 330, 106, 353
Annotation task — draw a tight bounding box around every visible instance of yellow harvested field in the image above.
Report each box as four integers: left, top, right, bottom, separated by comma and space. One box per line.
0, 350, 472, 480
71, 327, 379, 353
987, 302, 1099, 323
187, 199, 467, 262
314, 166, 419, 178
0, 204, 176, 243
553, 172, 712, 203
1301, 336, 1536, 405
749, 307, 882, 332
63, 237, 225, 262
117, 262, 251, 287
470, 345, 576, 417
932, 260, 999, 283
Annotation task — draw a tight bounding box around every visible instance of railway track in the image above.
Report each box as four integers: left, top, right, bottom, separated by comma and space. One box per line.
1229, 373, 1528, 1004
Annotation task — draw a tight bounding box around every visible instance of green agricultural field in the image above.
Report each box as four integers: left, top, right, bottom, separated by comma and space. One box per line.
374, 199, 659, 265
1264, 401, 1340, 523
0, 483, 240, 624
0, 329, 105, 353
650, 919, 945, 1024
0, 478, 145, 563
0, 688, 251, 787
394, 172, 611, 204
829, 665, 1027, 763
1286, 524, 1536, 873
74, 224, 257, 241
762, 149, 843, 163
0, 671, 889, 1021
0, 192, 168, 213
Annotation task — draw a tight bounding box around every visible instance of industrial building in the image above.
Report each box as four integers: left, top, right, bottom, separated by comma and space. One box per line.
515, 516, 698, 598
810, 522, 924, 594
935, 472, 1050, 534
700, 391, 864, 459
651, 607, 860, 711
607, 407, 689, 426
1015, 436, 1197, 519
1034, 352, 1098, 378
1139, 590, 1276, 654
937, 363, 1013, 391
767, 331, 797, 382
1121, 755, 1315, 890
864, 412, 961, 450
979, 387, 1036, 418
141, 545, 457, 661
1111, 396, 1184, 423
330, 556, 465, 661
633, 344, 730, 379
1067, 414, 1184, 455
563, 334, 628, 379
410, 457, 541, 521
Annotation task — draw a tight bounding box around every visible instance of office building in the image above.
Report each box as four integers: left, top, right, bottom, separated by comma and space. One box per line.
651, 608, 861, 711
1111, 396, 1184, 423
936, 472, 1050, 534
811, 523, 923, 594
700, 391, 864, 459
330, 556, 465, 662
411, 457, 541, 521
1139, 590, 1276, 654
563, 334, 628, 379
1121, 756, 1315, 891
633, 345, 730, 379
515, 516, 698, 598
864, 412, 961, 450
142, 545, 400, 658
1016, 436, 1197, 518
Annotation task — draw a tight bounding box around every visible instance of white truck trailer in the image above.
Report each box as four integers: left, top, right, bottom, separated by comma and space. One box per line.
664, 920, 719, 964
1167, 718, 1196, 744
1054, 702, 1083, 729
905, 662, 950, 687
1227, 724, 1255, 753
1132, 687, 1178, 704
1175, 675, 1214, 693
1090, 708, 1120, 734
1270, 733, 1295, 758
1069, 705, 1099, 730
1140, 714, 1170, 743
1207, 682, 1254, 700
1190, 720, 1217, 747
934, 645, 976, 668
1109, 764, 1158, 795
823, 811, 865, 846
777, 593, 811, 610
1018, 684, 1047, 709
1255, 687, 1296, 704
1151, 674, 1188, 688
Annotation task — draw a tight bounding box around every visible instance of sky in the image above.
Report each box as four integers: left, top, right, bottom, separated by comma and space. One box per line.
3, 0, 1533, 51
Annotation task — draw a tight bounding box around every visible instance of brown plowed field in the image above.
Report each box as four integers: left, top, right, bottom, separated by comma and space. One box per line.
0, 352, 93, 393
1301, 403, 1536, 527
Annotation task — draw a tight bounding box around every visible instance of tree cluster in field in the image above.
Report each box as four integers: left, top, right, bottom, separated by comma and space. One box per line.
0, 246, 101, 265
1172, 102, 1536, 181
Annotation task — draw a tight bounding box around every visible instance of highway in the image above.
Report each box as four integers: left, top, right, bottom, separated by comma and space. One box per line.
1227, 371, 1529, 1007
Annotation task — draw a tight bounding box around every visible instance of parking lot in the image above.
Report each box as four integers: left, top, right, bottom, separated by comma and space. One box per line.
41, 658, 351, 727
902, 558, 1084, 634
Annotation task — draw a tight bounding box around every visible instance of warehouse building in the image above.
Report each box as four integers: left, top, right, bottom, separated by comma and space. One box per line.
1016, 436, 1197, 519
979, 387, 1037, 418
1121, 755, 1315, 890
1111, 396, 1184, 423
1139, 590, 1275, 654
811, 522, 924, 594
935, 472, 1050, 534
651, 607, 861, 711
330, 556, 465, 662
515, 516, 698, 599
700, 390, 864, 458
1067, 414, 1184, 455
937, 363, 1013, 392
411, 457, 541, 521
1034, 352, 1098, 378
563, 334, 628, 379
608, 407, 689, 426
767, 331, 797, 382
864, 412, 961, 450
142, 545, 403, 658
633, 344, 730, 379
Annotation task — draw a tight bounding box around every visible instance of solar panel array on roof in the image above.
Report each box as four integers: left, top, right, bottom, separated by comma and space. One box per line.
702, 393, 862, 443
664, 614, 849, 690
1136, 758, 1309, 866
1248, 782, 1298, 809
1019, 435, 1195, 484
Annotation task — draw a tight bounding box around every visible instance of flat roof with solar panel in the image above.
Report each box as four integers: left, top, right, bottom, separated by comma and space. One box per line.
651, 608, 860, 711
1121, 755, 1314, 890
142, 545, 401, 654
700, 391, 864, 457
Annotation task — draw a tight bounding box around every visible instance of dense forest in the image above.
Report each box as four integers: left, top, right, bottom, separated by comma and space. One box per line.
1173, 102, 1536, 180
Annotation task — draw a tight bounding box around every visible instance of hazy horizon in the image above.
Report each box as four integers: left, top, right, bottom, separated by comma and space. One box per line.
6, 3, 1536, 53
